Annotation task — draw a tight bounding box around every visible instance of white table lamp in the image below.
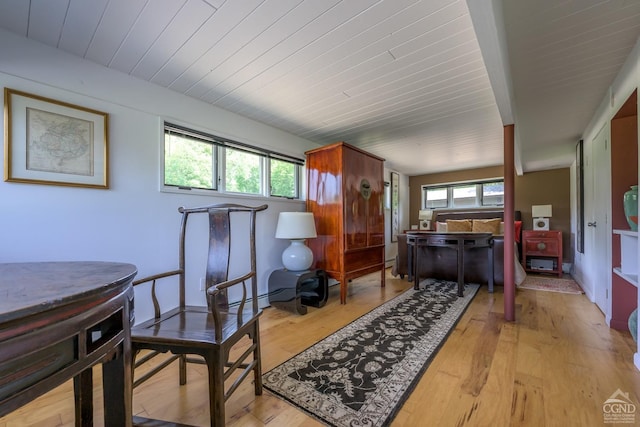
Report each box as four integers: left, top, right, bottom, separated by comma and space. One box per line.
418, 209, 433, 230
275, 212, 317, 271
532, 204, 552, 230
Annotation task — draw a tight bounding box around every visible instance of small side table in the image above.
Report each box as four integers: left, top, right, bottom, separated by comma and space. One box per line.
522, 230, 563, 277
268, 269, 328, 315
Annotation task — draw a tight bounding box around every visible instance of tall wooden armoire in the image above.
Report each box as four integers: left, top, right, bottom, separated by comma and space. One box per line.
305, 142, 385, 304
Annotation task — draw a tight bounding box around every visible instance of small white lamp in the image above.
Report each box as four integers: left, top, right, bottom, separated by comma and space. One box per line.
275, 212, 317, 271
532, 205, 552, 230
418, 209, 433, 230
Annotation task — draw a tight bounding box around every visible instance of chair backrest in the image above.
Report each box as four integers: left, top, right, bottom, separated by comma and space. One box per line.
177, 203, 268, 312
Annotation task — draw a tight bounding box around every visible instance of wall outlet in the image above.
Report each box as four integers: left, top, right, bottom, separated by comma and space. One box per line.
199, 277, 206, 292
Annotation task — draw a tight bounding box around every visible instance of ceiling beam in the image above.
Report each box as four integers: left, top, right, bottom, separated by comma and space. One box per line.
467, 0, 523, 175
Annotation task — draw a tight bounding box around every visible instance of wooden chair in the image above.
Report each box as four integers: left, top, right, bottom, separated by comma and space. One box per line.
131, 203, 268, 426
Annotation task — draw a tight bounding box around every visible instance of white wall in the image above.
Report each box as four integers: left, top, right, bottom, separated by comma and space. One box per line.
0, 30, 320, 323
0, 29, 410, 322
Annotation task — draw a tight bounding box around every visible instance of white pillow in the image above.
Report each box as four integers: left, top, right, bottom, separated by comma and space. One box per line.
436, 221, 448, 232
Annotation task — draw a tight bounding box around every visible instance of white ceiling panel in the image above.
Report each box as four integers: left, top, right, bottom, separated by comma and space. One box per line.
1, 0, 639, 175
197, 0, 343, 103
215, 0, 427, 110
130, 0, 215, 80
184, 0, 307, 98
152, 0, 264, 89
27, 0, 68, 45
84, 0, 146, 66
109, 0, 186, 74
58, 0, 109, 57
0, 0, 29, 35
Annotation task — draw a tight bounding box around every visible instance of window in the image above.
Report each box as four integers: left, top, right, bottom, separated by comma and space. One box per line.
163, 122, 303, 199
482, 181, 504, 205
270, 157, 298, 198
452, 184, 476, 207
224, 147, 261, 194
164, 128, 216, 190
425, 187, 447, 209
422, 179, 504, 209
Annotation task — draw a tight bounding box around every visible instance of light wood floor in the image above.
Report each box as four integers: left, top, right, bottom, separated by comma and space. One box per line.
2, 269, 640, 426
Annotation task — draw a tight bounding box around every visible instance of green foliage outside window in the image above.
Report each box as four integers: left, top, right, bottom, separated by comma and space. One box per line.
164, 134, 214, 189
270, 158, 296, 198
225, 148, 260, 194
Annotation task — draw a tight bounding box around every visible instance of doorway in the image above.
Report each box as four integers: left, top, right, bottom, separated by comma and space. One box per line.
591, 124, 610, 320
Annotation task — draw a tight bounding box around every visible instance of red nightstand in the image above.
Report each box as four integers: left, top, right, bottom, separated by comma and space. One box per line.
522, 230, 563, 277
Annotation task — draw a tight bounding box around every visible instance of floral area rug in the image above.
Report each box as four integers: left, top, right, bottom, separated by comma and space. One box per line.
519, 274, 583, 294
262, 279, 479, 427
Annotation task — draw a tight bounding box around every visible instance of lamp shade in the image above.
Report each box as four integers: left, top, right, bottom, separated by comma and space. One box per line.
418, 209, 433, 220
275, 212, 317, 239
532, 205, 552, 218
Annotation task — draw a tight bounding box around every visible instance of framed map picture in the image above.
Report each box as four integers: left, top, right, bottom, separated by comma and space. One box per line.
4, 88, 109, 188
390, 171, 399, 242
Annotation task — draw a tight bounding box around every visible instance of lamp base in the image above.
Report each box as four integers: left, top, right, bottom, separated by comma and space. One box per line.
533, 217, 550, 231
282, 240, 313, 271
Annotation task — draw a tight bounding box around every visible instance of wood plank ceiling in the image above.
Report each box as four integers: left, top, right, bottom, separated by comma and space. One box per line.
0, 0, 639, 176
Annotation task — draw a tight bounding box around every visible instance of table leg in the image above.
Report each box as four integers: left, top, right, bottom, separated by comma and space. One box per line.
102, 342, 132, 427
407, 241, 414, 283
488, 242, 494, 293
73, 370, 93, 427
457, 240, 464, 297
413, 242, 420, 290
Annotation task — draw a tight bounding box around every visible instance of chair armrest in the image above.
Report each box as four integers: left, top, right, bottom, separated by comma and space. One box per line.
132, 269, 182, 286
207, 272, 253, 294
132, 269, 183, 319
207, 272, 256, 337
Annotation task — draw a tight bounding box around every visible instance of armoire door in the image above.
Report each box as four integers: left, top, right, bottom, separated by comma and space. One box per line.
343, 147, 383, 250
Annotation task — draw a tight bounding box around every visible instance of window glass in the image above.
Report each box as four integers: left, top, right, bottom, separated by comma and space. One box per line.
164, 132, 215, 190
425, 187, 447, 208
452, 184, 477, 207
225, 147, 261, 194
270, 158, 297, 198
482, 181, 504, 205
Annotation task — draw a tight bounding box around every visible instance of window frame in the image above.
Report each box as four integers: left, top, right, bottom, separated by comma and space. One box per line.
164, 124, 219, 191
162, 121, 304, 200
268, 156, 301, 199
422, 178, 504, 210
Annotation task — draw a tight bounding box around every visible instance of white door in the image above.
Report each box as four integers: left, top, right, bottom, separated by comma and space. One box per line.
591, 124, 611, 321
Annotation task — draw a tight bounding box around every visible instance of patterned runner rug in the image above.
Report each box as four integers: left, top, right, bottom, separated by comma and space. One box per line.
262, 279, 480, 427
518, 274, 583, 294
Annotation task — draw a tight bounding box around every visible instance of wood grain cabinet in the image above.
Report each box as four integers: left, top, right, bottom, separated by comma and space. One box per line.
522, 230, 563, 277
305, 142, 385, 304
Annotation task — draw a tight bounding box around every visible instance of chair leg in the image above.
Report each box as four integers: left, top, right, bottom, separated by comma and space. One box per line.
252, 324, 263, 395
179, 354, 187, 385
208, 349, 226, 427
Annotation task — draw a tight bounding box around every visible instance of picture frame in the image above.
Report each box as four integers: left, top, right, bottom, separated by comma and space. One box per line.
4, 88, 109, 189
390, 171, 399, 242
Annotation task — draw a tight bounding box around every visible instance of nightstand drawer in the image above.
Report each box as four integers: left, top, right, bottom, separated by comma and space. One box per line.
523, 230, 558, 239
524, 238, 560, 255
